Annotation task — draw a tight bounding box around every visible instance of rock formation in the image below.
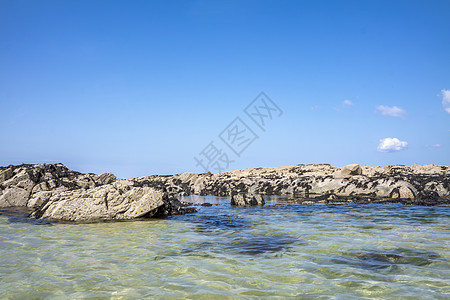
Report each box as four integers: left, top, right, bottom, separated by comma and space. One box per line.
1, 162, 449, 222
0, 163, 189, 222
231, 193, 265, 206
134, 163, 449, 204
333, 164, 363, 178
30, 184, 184, 222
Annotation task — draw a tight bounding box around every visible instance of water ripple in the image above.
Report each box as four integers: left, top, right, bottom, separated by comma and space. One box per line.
0, 197, 449, 298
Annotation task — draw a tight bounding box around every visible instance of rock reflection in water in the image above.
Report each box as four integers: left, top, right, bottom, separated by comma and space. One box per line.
0, 208, 51, 225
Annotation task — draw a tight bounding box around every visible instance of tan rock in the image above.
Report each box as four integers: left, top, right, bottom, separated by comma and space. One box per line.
32, 185, 167, 222
391, 186, 415, 199
93, 172, 116, 185
333, 164, 363, 178
398, 186, 415, 199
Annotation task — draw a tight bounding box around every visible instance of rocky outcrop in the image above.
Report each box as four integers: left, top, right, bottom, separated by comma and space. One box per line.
130, 163, 449, 205
1, 162, 449, 222
0, 163, 191, 222
231, 193, 265, 206
30, 182, 186, 222
0, 163, 115, 208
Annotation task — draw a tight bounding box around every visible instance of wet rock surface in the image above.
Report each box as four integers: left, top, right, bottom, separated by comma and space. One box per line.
231, 193, 265, 206
0, 162, 449, 222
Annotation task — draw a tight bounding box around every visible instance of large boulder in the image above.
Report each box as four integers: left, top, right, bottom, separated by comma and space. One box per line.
30, 182, 183, 222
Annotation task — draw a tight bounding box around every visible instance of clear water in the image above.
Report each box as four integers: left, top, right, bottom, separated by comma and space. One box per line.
1, 196, 449, 299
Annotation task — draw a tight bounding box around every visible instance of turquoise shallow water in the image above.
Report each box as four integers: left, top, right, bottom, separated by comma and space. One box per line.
0, 196, 449, 299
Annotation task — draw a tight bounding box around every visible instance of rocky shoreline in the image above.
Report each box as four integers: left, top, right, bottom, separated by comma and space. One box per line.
0, 163, 449, 222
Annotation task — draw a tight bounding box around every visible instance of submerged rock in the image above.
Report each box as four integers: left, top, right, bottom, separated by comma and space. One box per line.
359, 248, 440, 268
182, 234, 298, 256
333, 248, 441, 271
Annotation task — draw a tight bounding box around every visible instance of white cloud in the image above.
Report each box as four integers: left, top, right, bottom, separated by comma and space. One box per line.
377, 137, 408, 152
442, 89, 450, 114
432, 144, 442, 148
376, 105, 406, 118
343, 99, 353, 105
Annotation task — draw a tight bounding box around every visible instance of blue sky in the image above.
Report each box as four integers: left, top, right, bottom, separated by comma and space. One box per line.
1, 0, 449, 178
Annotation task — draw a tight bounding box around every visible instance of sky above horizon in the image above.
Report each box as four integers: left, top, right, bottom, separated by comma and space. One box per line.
1, 0, 449, 178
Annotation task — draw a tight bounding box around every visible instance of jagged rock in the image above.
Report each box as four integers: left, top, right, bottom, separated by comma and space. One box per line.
30, 183, 177, 222
1, 162, 450, 222
424, 181, 447, 196
193, 176, 208, 195
0, 164, 117, 208
93, 173, 116, 185
27, 191, 52, 208
231, 193, 265, 206
178, 172, 198, 184
231, 194, 246, 206
0, 167, 13, 183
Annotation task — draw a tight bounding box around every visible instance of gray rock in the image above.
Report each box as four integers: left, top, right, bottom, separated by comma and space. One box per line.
93, 172, 117, 186
1, 162, 449, 221
0, 164, 116, 208
231, 193, 265, 206
31, 184, 169, 222
178, 172, 198, 184
0, 167, 13, 183
0, 187, 30, 207
27, 191, 53, 208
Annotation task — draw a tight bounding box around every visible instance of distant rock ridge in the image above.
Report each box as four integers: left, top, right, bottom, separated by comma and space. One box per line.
0, 163, 449, 222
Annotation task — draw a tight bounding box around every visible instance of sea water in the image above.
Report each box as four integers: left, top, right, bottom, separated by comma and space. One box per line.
0, 196, 449, 299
